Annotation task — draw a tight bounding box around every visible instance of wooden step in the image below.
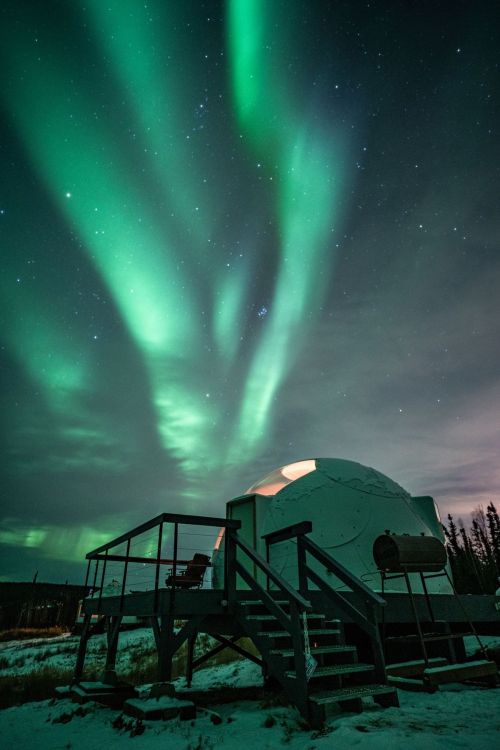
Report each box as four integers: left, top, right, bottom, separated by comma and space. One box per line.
386, 631, 470, 643
423, 659, 498, 686
386, 657, 448, 677
257, 628, 341, 638
387, 675, 437, 692
309, 683, 398, 706
239, 599, 289, 606
286, 663, 374, 679
246, 613, 323, 622
271, 645, 356, 657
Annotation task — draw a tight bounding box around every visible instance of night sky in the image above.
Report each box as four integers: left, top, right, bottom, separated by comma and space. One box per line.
1, 1, 499, 583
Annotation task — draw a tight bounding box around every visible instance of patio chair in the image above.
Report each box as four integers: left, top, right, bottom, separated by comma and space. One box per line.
166, 553, 211, 589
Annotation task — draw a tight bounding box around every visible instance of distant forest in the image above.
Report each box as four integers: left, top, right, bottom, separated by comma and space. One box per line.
443, 503, 500, 594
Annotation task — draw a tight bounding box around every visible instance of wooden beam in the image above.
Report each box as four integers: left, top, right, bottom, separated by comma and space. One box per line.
91, 553, 192, 566
261, 521, 312, 545
86, 513, 241, 557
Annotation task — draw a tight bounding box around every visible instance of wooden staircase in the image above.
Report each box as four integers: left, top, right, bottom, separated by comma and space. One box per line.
225, 522, 399, 728
73, 512, 399, 728
237, 599, 398, 727
379, 565, 499, 692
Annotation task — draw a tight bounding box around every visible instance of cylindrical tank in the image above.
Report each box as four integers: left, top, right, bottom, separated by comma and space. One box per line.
373, 534, 448, 573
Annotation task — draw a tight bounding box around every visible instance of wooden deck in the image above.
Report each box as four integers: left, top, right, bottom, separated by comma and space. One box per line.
83, 589, 500, 628
73, 512, 498, 728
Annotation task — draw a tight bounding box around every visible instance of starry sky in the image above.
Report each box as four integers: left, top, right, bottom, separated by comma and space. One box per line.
1, 0, 499, 583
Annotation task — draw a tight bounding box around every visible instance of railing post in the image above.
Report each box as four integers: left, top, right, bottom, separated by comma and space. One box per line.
154, 521, 163, 613
297, 534, 308, 598
98, 549, 108, 614
83, 559, 90, 590
172, 523, 178, 584
290, 600, 306, 688
265, 538, 270, 592
91, 558, 100, 598
120, 538, 131, 613
226, 529, 237, 608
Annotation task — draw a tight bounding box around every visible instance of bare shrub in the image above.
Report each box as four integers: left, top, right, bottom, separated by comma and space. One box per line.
0, 665, 99, 709
0, 627, 69, 643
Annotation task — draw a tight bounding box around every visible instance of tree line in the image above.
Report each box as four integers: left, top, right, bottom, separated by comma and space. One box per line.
443, 503, 500, 594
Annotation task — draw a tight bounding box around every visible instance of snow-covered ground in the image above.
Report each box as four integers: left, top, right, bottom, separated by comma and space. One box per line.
0, 627, 157, 677
0, 629, 499, 749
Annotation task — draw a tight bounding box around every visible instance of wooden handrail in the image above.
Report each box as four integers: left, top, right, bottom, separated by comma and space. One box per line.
263, 520, 385, 608
305, 566, 379, 638
86, 513, 241, 558
230, 532, 312, 612
261, 521, 312, 545
226, 528, 309, 690
234, 560, 300, 632
262, 519, 387, 682
302, 537, 386, 607
90, 553, 196, 566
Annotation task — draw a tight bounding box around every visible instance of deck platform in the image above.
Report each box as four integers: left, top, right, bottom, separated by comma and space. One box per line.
73, 511, 498, 728
83, 589, 500, 630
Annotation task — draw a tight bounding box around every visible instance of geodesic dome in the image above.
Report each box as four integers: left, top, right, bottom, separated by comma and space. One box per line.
213, 457, 450, 593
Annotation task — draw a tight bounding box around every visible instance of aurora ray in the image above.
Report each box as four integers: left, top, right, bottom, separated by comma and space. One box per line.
0, 17, 222, 487
227, 0, 349, 454
3, 0, 492, 582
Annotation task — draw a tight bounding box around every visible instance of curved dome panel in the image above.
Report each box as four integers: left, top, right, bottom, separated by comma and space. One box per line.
213, 456, 450, 594
262, 468, 371, 552
245, 459, 316, 496
316, 458, 411, 500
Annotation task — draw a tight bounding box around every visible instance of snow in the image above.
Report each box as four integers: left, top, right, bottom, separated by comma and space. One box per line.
0, 629, 499, 749
0, 627, 157, 677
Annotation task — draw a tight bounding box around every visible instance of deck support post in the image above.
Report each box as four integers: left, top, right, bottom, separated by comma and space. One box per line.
73, 613, 91, 684
186, 630, 197, 687
102, 615, 122, 684
158, 613, 175, 681
150, 615, 161, 650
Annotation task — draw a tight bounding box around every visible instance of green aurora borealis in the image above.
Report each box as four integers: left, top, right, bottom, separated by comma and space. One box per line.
1, 1, 500, 580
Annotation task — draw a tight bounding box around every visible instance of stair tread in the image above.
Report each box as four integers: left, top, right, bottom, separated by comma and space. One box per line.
386, 632, 471, 643
239, 599, 290, 607
309, 683, 396, 705
257, 628, 340, 638
286, 662, 374, 679
272, 645, 356, 656
386, 657, 447, 671
424, 659, 497, 675
247, 613, 323, 621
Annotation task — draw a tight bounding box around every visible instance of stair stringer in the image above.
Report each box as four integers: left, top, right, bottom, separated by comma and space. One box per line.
234, 601, 399, 728
233, 604, 311, 720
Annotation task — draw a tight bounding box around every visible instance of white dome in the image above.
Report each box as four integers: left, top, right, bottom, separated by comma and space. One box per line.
214, 457, 450, 594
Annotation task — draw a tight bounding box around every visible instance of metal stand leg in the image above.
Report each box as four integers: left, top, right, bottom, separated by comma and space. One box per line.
403, 569, 429, 665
